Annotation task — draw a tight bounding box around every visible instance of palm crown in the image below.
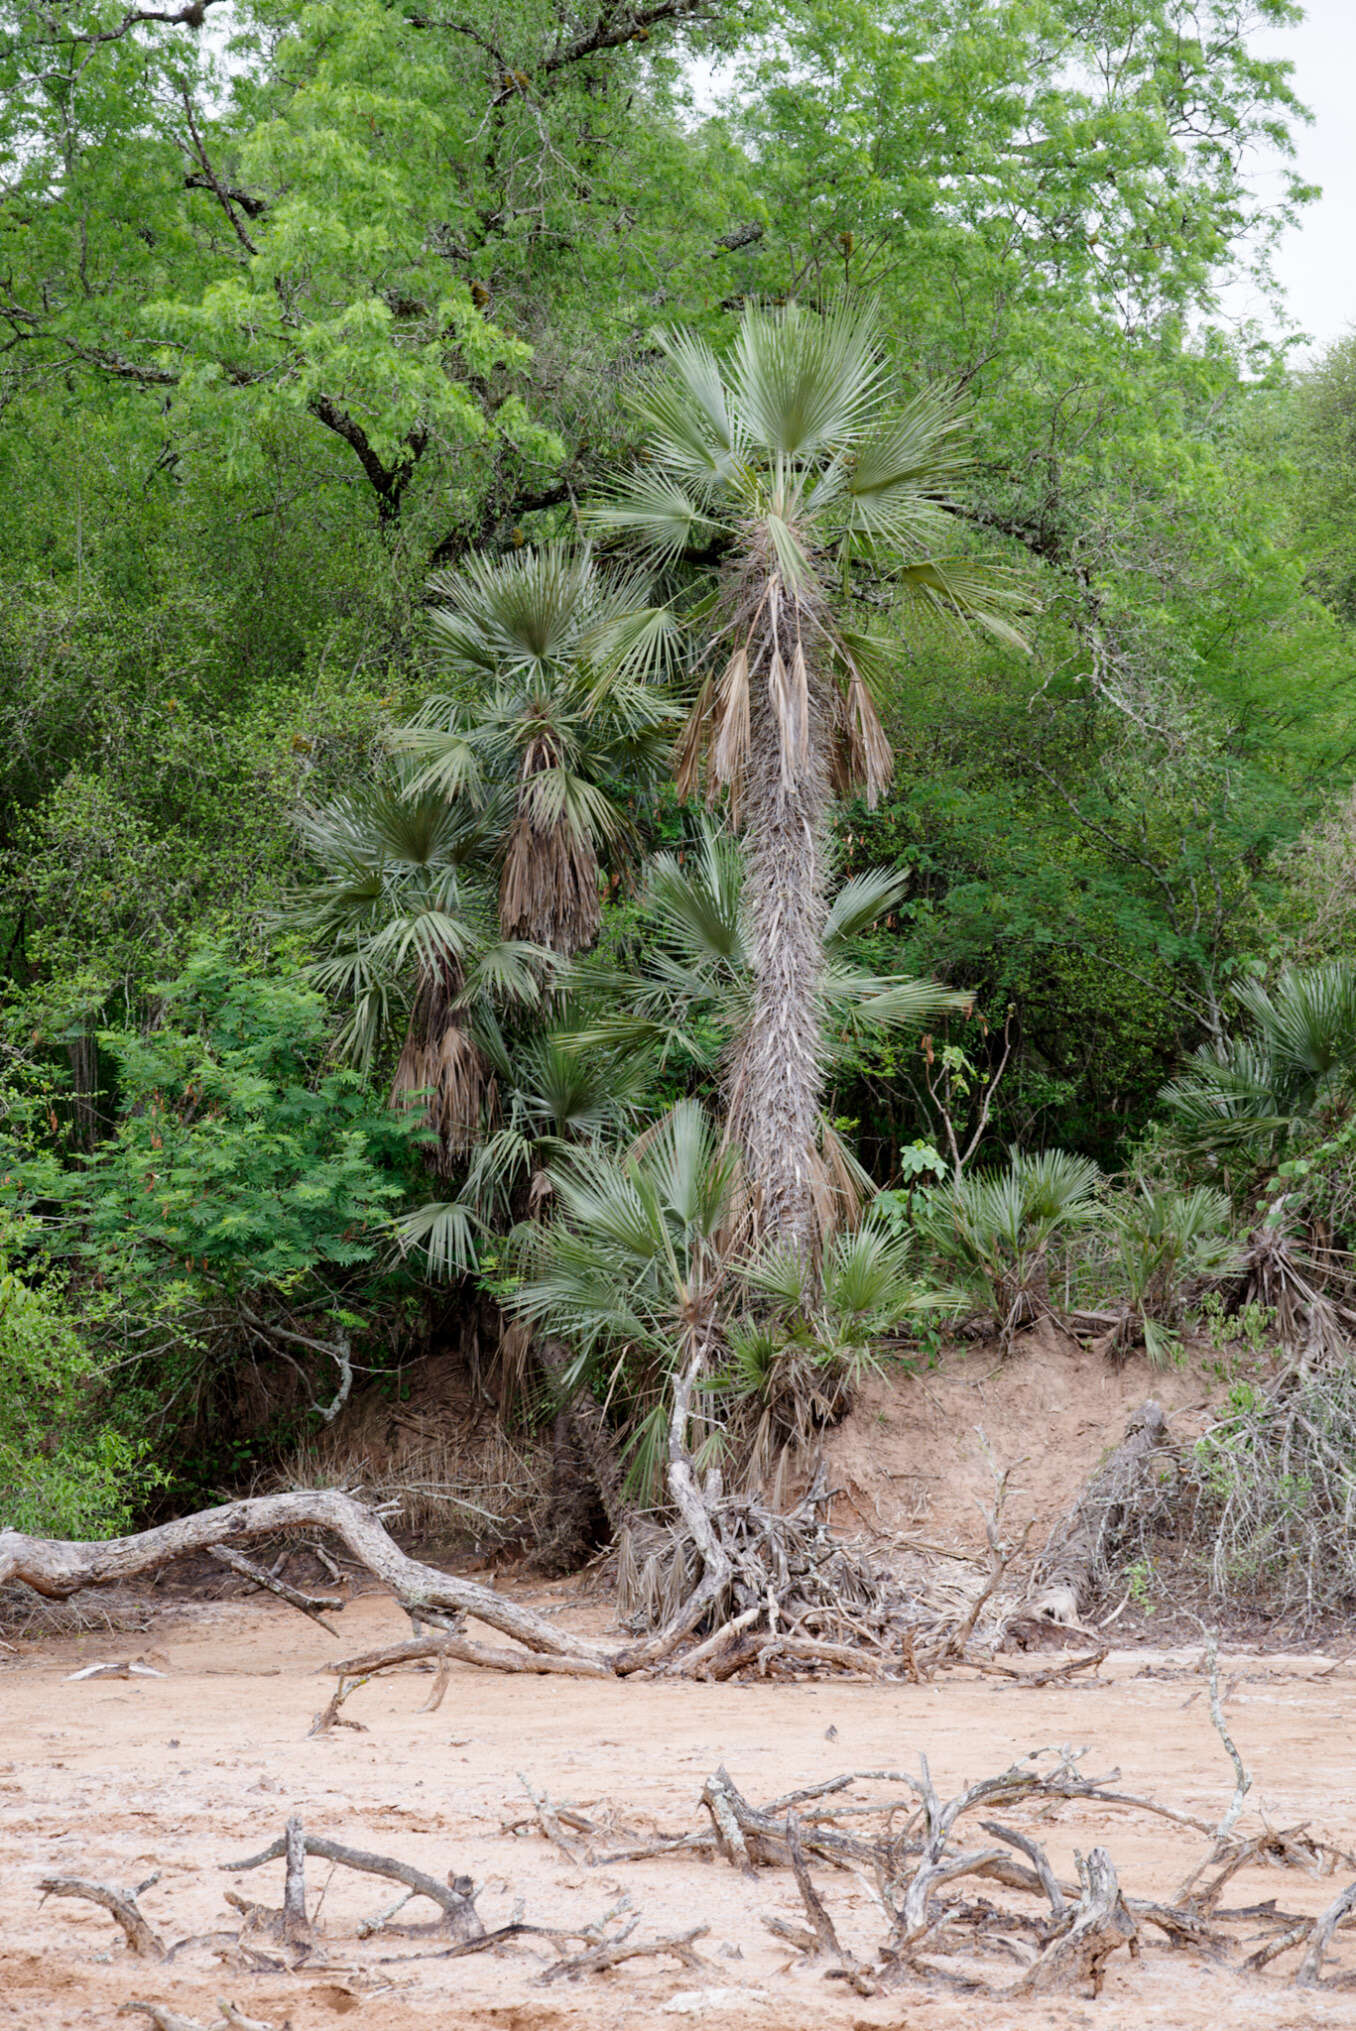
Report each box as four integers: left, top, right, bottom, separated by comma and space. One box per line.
394, 545, 680, 955
589, 299, 1029, 811
285, 776, 547, 1174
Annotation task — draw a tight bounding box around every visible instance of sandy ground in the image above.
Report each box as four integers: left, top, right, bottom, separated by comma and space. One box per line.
5, 1585, 1356, 2031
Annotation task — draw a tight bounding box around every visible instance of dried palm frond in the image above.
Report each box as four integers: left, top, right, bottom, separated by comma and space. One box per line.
498, 809, 602, 954
390, 962, 487, 1174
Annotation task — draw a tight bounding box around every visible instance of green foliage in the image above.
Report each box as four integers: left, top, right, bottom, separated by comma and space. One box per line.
1161, 963, 1356, 1158
1108, 1182, 1240, 1366
0, 1213, 155, 1535
915, 1148, 1103, 1338
0, 0, 1353, 1534
7, 949, 416, 1295
512, 1098, 952, 1493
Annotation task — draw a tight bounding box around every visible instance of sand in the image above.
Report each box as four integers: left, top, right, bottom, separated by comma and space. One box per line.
5, 1582, 1356, 2031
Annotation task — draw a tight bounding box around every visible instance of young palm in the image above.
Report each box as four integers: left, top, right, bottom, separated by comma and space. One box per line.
394, 545, 680, 955
1162, 963, 1356, 1155
589, 300, 1028, 1258
286, 777, 546, 1175
513, 1098, 951, 1496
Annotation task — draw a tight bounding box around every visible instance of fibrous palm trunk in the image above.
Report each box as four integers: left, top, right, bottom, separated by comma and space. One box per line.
726, 671, 831, 1262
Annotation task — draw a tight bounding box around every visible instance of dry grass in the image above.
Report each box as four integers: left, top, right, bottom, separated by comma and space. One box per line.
282, 1369, 554, 1550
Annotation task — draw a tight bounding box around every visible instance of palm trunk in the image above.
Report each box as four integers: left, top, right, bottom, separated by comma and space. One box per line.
726, 674, 830, 1261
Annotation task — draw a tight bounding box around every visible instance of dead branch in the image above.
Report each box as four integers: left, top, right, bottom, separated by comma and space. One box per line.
1031, 1399, 1174, 1620
539, 1925, 708, 1982
981, 1822, 1066, 1917
40, 1875, 164, 1956
206, 1545, 344, 1635
784, 1812, 844, 1959
281, 1818, 310, 1947
222, 1827, 481, 1942
1007, 1848, 1138, 1998
1295, 1880, 1356, 1987
324, 1634, 609, 1681
118, 2006, 210, 2031
0, 1489, 603, 1665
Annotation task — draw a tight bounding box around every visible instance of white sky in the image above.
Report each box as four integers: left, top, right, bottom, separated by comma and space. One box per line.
1250, 0, 1356, 352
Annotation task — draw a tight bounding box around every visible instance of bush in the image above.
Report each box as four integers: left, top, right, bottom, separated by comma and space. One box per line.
1, 948, 425, 1497
1107, 1181, 1240, 1365
0, 1214, 153, 1536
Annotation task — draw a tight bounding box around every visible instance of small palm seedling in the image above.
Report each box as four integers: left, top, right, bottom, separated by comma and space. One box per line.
513, 1099, 953, 1499
916, 1147, 1102, 1345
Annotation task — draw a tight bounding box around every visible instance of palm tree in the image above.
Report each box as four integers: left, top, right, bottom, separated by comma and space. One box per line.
1161, 963, 1356, 1155
285, 776, 546, 1175
512, 1097, 950, 1497
588, 299, 1029, 1259
561, 822, 968, 1239
393, 545, 680, 956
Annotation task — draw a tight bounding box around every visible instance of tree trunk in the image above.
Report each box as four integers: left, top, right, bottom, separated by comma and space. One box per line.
726, 677, 830, 1262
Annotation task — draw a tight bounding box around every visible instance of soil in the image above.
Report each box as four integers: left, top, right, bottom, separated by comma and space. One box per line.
6, 1329, 1356, 2029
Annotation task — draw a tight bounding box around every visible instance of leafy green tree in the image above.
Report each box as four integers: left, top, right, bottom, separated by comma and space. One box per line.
591, 299, 1026, 1256
2, 951, 421, 1461
0, 1212, 153, 1535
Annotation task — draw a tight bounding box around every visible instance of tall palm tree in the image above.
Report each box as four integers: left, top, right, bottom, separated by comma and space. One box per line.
286, 776, 546, 1175
394, 545, 680, 956
588, 299, 1029, 1259
562, 819, 966, 1239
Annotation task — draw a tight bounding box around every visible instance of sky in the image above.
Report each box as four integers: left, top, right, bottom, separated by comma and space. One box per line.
1250, 1, 1356, 352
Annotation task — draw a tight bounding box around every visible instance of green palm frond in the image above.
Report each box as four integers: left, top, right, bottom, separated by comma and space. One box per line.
395, 1199, 482, 1277
1160, 963, 1356, 1154
728, 299, 887, 457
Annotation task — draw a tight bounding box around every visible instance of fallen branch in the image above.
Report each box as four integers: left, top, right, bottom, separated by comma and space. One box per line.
0, 1490, 603, 1665
222, 1826, 482, 1942
206, 1546, 344, 1636
324, 1634, 608, 1682
40, 1875, 164, 1957
1295, 1880, 1356, 1988
539, 1924, 708, 1982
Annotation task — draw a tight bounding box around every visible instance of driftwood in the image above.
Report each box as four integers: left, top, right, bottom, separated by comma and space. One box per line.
1007, 1848, 1138, 1997
0, 1490, 603, 1664
539, 1925, 709, 1982
41, 1874, 165, 1957
222, 1823, 482, 1943
511, 1753, 1356, 1996
324, 1633, 610, 1682
205, 1545, 345, 1635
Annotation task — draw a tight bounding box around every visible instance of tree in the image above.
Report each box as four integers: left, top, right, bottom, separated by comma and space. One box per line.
590, 299, 1027, 1257
396, 545, 679, 954
512, 1095, 946, 1494
286, 774, 547, 1172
